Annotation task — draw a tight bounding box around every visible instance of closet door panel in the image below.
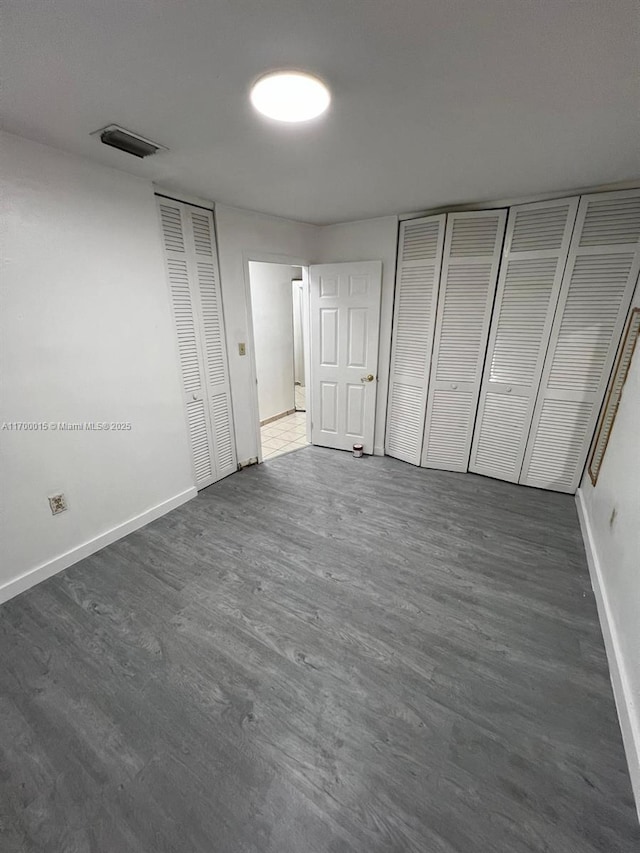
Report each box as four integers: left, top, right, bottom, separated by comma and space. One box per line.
469, 197, 579, 483
422, 210, 506, 471
472, 389, 530, 479
521, 190, 640, 492
158, 198, 236, 488
185, 207, 237, 479
158, 199, 216, 489
186, 398, 215, 485
385, 215, 446, 464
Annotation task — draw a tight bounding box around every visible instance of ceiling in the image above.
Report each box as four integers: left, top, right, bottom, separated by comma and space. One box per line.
2, 0, 639, 225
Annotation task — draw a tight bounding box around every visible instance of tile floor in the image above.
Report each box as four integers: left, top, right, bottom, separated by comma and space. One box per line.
260, 410, 308, 460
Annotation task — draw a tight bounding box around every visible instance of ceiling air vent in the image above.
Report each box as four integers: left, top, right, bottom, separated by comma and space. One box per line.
90, 124, 167, 158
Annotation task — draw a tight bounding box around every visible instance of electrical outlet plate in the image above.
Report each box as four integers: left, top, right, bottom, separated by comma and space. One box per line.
238, 342, 246, 356
48, 493, 68, 515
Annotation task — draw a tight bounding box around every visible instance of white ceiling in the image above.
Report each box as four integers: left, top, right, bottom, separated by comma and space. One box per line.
2, 0, 639, 225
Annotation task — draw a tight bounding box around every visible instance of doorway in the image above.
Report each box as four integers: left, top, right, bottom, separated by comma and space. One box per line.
248, 261, 310, 461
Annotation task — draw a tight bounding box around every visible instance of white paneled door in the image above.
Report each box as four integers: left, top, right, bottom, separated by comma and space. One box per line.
469, 197, 579, 483
421, 210, 507, 471
309, 262, 382, 454
157, 197, 236, 489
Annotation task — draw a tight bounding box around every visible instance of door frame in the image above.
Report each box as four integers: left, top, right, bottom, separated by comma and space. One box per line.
242, 252, 312, 462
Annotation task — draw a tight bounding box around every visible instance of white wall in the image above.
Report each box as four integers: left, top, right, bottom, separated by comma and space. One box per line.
577, 293, 640, 816
0, 133, 398, 602
215, 205, 317, 464
316, 216, 399, 454
292, 282, 305, 386
249, 262, 295, 422
0, 132, 195, 602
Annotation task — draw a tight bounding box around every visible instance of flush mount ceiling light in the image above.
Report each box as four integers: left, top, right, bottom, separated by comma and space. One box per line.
250, 71, 331, 122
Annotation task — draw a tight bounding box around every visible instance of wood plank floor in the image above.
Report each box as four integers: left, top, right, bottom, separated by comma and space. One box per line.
1, 447, 638, 852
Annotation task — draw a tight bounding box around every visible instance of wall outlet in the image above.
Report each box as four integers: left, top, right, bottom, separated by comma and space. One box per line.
48, 493, 68, 515
238, 342, 246, 356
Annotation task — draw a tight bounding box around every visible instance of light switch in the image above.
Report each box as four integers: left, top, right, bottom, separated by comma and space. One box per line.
238, 342, 246, 356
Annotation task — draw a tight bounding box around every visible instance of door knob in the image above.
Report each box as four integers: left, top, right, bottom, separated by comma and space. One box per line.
361, 374, 375, 383
192, 393, 198, 400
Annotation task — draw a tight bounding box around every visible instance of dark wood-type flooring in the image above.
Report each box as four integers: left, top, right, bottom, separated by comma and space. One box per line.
1, 447, 638, 852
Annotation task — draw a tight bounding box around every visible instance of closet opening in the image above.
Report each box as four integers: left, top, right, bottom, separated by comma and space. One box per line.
247, 261, 311, 461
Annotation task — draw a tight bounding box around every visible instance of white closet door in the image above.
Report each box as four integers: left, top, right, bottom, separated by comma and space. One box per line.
521, 189, 640, 492
157, 198, 236, 488
385, 215, 446, 464
421, 210, 507, 471
469, 197, 579, 482
185, 207, 237, 480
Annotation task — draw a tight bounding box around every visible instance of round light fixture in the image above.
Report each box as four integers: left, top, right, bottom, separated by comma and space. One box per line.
250, 71, 330, 123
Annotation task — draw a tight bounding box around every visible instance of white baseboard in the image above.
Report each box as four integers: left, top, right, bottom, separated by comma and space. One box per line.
576, 488, 640, 820
0, 487, 197, 606
374, 444, 385, 457
259, 409, 296, 427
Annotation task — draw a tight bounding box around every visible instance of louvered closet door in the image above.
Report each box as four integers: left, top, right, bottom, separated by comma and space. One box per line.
385, 215, 446, 464
469, 197, 579, 483
520, 189, 640, 493
185, 207, 237, 480
421, 210, 507, 471
158, 198, 236, 488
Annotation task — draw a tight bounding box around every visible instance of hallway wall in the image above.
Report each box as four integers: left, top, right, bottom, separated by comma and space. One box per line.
249, 262, 296, 423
